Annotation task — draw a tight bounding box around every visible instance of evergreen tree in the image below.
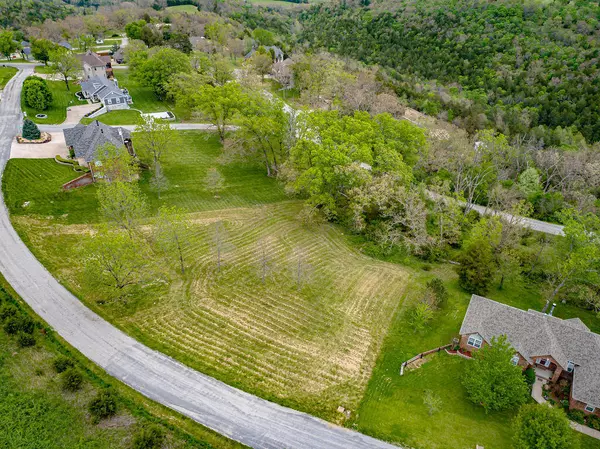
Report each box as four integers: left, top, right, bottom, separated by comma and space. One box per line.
456, 240, 494, 294
22, 119, 41, 140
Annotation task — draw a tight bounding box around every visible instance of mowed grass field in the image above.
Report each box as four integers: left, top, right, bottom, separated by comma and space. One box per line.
4, 131, 412, 419
22, 80, 87, 125
0, 66, 17, 88
81, 109, 142, 125
113, 70, 172, 113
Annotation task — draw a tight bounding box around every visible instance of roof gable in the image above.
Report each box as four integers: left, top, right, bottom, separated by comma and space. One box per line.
63, 121, 131, 163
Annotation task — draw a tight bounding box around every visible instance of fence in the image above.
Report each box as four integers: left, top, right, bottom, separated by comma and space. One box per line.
399, 344, 451, 375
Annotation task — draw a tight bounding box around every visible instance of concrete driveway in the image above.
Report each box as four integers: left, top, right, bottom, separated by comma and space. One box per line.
64, 103, 97, 125
10, 132, 67, 159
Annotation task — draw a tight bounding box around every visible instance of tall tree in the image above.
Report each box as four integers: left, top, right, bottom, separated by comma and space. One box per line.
462, 335, 529, 413
49, 48, 80, 91
153, 206, 190, 275
30, 38, 56, 65
135, 47, 190, 99
0, 31, 18, 60
187, 82, 245, 143
97, 182, 147, 236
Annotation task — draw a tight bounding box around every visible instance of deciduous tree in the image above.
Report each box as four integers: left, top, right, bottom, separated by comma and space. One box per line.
49, 48, 81, 91
513, 404, 573, 449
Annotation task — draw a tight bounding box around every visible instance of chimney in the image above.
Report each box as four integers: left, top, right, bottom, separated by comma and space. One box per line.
549, 303, 557, 316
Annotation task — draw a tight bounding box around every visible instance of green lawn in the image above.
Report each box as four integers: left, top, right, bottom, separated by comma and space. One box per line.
113, 70, 171, 113
34, 65, 55, 74
0, 66, 17, 89
22, 80, 87, 125
166, 4, 198, 13
81, 109, 142, 126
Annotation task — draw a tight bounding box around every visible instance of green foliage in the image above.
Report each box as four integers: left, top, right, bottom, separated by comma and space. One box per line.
513, 404, 574, 449
61, 368, 83, 392
16, 332, 36, 347
134, 47, 191, 99
0, 30, 18, 59
409, 302, 434, 333
22, 119, 41, 140
132, 425, 165, 449
524, 367, 536, 386
462, 335, 529, 413
49, 48, 81, 91
568, 410, 586, 425
424, 278, 448, 309
518, 168, 541, 199
457, 240, 495, 294
3, 315, 35, 335
31, 39, 56, 64
97, 182, 147, 234
252, 28, 276, 46
88, 390, 118, 423
0, 304, 17, 321
125, 20, 147, 40
300, 1, 600, 143
52, 356, 75, 374
23, 76, 53, 111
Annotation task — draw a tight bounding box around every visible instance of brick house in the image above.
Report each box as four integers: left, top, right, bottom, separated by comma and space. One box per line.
459, 295, 600, 416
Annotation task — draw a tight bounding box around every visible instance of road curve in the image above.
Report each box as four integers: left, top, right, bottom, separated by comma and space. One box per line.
0, 69, 400, 448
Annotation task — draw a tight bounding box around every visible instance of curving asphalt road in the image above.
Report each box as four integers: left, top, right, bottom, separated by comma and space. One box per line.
0, 68, 400, 448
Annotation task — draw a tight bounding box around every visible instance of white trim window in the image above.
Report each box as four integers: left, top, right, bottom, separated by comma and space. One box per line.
566, 361, 575, 373
538, 358, 551, 368
511, 355, 520, 366
585, 404, 595, 413
467, 334, 483, 349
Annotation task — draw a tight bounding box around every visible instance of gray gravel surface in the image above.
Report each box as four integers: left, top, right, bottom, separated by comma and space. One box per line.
0, 67, 400, 449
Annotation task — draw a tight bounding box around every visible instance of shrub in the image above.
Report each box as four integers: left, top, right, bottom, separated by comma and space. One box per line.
568, 410, 586, 424
588, 414, 600, 431
524, 367, 536, 386
456, 241, 494, 294
0, 304, 17, 321
425, 278, 448, 309
3, 316, 35, 335
34, 368, 44, 376
22, 119, 41, 140
513, 404, 573, 449
23, 76, 53, 110
61, 368, 84, 392
132, 425, 165, 449
17, 332, 36, 347
88, 390, 118, 423
52, 355, 75, 373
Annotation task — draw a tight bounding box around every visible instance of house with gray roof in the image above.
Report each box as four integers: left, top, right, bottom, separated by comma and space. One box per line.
63, 121, 134, 178
459, 295, 600, 416
80, 76, 132, 113
77, 50, 112, 79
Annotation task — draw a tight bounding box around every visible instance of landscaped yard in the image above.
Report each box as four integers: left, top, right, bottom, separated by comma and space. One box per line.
0, 66, 17, 89
34, 65, 54, 75
22, 80, 87, 125
113, 70, 172, 113
3, 131, 413, 420
80, 109, 142, 126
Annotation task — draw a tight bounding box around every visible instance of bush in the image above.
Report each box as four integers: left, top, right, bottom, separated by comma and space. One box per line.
0, 304, 17, 321
61, 368, 84, 392
568, 410, 586, 424
17, 332, 36, 347
524, 367, 536, 386
52, 355, 75, 373
587, 414, 600, 431
23, 76, 53, 110
513, 404, 573, 449
22, 119, 41, 140
3, 315, 35, 335
132, 425, 165, 449
456, 241, 494, 294
88, 390, 118, 423
425, 278, 448, 309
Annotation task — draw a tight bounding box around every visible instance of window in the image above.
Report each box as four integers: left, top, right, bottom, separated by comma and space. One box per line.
511, 355, 520, 366
585, 405, 595, 413
538, 358, 551, 368
467, 334, 483, 348
567, 361, 575, 373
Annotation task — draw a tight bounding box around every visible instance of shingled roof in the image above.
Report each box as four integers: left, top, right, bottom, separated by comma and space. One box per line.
460, 295, 600, 407
63, 121, 130, 163
77, 50, 106, 68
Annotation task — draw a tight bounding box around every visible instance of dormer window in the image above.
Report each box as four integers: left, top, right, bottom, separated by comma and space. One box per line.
467, 334, 483, 348
567, 361, 575, 373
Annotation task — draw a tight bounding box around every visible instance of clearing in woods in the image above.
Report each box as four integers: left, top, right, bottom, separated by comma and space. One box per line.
4, 131, 412, 419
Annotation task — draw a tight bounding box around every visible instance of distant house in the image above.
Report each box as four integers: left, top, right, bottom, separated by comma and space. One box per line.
245, 45, 284, 63
63, 121, 134, 177
460, 295, 600, 416
80, 76, 132, 111
58, 41, 72, 51
78, 50, 112, 79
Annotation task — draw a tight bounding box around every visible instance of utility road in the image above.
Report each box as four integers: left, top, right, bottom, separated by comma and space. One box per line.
0, 68, 400, 448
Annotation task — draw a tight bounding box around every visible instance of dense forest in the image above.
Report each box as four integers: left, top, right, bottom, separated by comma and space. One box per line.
300, 0, 600, 146
0, 0, 74, 29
